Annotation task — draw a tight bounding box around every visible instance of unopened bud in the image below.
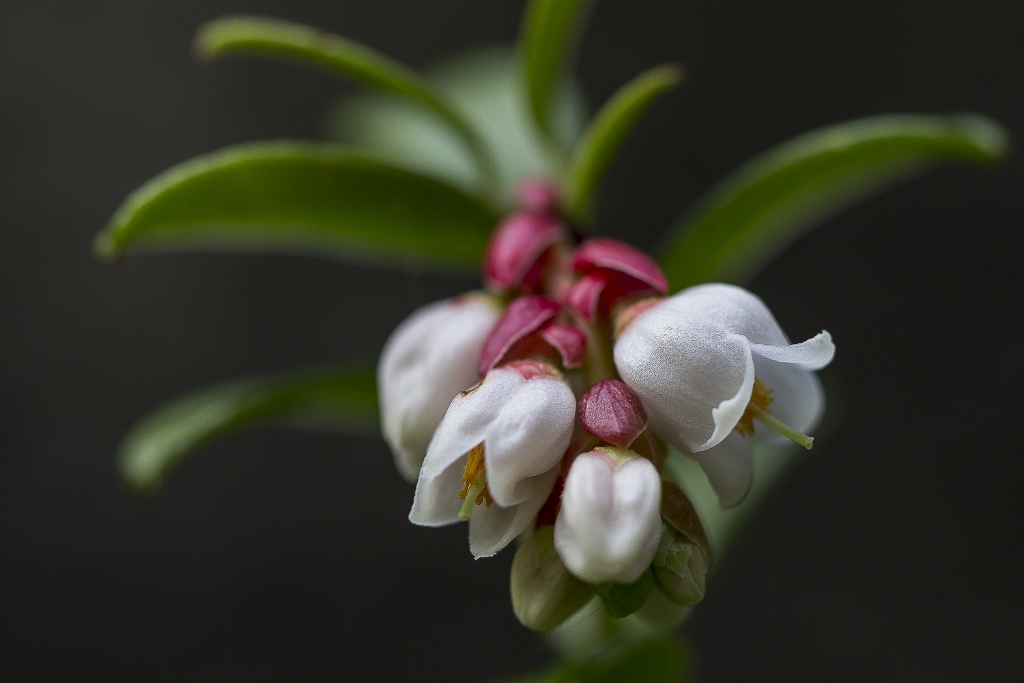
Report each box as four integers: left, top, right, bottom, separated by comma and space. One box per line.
591, 568, 654, 618
651, 524, 707, 606
510, 526, 593, 632
577, 379, 648, 448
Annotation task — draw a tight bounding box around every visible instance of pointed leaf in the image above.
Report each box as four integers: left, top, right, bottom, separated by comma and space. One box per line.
95, 142, 498, 270
332, 47, 587, 204
195, 16, 498, 194
659, 113, 1009, 291
520, 0, 596, 141
565, 65, 682, 220
119, 367, 378, 491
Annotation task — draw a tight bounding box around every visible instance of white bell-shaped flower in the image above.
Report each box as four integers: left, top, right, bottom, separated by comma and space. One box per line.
378, 294, 501, 482
554, 447, 663, 584
409, 360, 575, 558
614, 283, 835, 508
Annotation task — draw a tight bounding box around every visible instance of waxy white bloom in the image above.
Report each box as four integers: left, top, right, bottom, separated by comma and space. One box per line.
378, 294, 502, 482
554, 447, 663, 584
409, 360, 575, 558
614, 283, 835, 508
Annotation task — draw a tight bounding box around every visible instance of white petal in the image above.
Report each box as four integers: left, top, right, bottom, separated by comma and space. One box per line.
408, 369, 522, 526
378, 296, 500, 481
615, 306, 753, 452
468, 467, 558, 558
750, 330, 835, 370
555, 453, 662, 584
408, 456, 465, 526
688, 435, 754, 509
661, 283, 789, 346
484, 376, 575, 507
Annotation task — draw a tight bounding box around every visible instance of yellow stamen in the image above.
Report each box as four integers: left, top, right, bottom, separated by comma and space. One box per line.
458, 443, 493, 520
734, 377, 773, 437
734, 376, 814, 450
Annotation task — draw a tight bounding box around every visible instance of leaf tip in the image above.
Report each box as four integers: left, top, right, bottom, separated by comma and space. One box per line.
962, 114, 1012, 162
93, 231, 123, 265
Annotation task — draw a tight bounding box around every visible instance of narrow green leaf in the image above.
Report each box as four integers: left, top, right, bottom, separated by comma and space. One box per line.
520, 0, 595, 142
659, 113, 1009, 291
119, 367, 378, 491
195, 16, 499, 196
494, 636, 688, 683
95, 142, 497, 270
565, 64, 682, 220
332, 47, 588, 205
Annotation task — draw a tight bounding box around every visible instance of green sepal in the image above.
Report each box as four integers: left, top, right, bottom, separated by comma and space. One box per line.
519, 0, 596, 144
95, 142, 497, 271
118, 367, 378, 492
564, 64, 683, 221
659, 113, 1009, 291
195, 15, 498, 194
592, 568, 655, 619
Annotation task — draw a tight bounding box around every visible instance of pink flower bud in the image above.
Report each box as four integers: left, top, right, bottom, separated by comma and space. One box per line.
577, 380, 648, 449
567, 238, 668, 321
483, 212, 566, 293
479, 296, 560, 374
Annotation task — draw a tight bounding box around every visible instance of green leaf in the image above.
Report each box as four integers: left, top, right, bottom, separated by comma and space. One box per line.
659, 113, 1009, 291
119, 367, 378, 491
565, 64, 682, 220
494, 636, 688, 683
331, 47, 588, 205
95, 142, 497, 270
520, 0, 596, 143
195, 16, 499, 196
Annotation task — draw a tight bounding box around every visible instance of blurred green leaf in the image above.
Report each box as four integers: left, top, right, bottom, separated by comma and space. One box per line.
119, 367, 378, 491
520, 0, 596, 143
660, 113, 1009, 291
195, 16, 498, 194
565, 64, 682, 221
95, 142, 497, 270
495, 636, 688, 683
331, 47, 588, 205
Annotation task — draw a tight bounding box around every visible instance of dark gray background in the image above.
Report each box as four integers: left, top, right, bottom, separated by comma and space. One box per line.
2, 1, 1022, 680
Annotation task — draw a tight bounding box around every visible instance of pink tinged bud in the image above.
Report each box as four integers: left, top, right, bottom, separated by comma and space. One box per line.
572, 238, 669, 293
540, 324, 587, 369
483, 212, 566, 293
504, 359, 564, 381
577, 380, 648, 449
554, 447, 663, 584
567, 238, 668, 321
516, 179, 561, 214
479, 296, 560, 374
613, 297, 663, 337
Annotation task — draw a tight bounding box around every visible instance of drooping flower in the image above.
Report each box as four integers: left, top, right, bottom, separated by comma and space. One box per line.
613, 283, 835, 508
554, 447, 663, 584
409, 360, 575, 558
378, 294, 502, 482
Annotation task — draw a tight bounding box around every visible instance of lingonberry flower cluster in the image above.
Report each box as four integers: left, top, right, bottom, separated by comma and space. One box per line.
378, 180, 835, 630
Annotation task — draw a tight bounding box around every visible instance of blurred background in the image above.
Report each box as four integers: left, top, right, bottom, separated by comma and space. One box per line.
2, 0, 1022, 680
